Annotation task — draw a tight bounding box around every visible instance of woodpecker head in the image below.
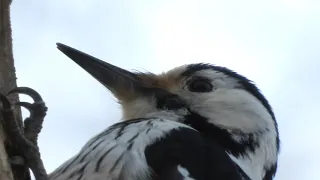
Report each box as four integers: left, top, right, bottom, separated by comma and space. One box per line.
57, 43, 280, 180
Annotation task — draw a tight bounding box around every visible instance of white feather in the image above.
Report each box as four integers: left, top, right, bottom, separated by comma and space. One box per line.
48, 117, 194, 180
178, 69, 278, 179
177, 165, 195, 180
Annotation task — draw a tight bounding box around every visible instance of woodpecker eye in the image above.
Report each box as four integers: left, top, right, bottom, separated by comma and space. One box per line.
187, 78, 213, 92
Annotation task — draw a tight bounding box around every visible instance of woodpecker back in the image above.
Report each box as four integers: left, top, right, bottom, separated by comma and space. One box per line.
49, 117, 245, 180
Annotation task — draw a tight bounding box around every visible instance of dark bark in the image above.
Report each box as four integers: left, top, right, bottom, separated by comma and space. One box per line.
0, 0, 31, 179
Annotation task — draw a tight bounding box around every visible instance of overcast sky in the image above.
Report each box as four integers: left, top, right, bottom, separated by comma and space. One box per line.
10, 0, 320, 179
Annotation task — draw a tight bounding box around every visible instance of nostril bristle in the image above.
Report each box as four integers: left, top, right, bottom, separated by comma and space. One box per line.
156, 93, 186, 110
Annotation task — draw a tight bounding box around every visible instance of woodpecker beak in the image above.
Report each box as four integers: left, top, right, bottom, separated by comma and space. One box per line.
56, 43, 143, 101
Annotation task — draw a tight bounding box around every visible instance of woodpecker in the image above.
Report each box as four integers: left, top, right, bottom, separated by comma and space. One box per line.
49, 43, 280, 180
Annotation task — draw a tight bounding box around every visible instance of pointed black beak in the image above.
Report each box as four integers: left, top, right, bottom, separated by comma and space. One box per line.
56, 43, 144, 100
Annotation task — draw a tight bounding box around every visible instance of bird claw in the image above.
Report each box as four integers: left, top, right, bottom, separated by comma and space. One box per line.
6, 87, 48, 144
0, 87, 48, 180
15, 101, 33, 109
8, 87, 43, 102
8, 87, 47, 118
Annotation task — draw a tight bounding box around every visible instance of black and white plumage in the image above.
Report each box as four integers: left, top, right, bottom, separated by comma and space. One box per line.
51, 43, 280, 180
49, 118, 244, 180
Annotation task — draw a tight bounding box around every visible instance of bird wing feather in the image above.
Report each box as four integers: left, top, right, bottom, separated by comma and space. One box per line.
49, 118, 243, 180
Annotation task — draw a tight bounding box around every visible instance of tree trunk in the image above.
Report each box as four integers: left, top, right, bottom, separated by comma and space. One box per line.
0, 0, 25, 179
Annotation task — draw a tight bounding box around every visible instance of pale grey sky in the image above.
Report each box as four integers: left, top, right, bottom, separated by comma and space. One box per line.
11, 0, 320, 179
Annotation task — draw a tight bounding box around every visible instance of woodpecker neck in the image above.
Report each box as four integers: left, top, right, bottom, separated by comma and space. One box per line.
183, 112, 278, 180
144, 110, 188, 122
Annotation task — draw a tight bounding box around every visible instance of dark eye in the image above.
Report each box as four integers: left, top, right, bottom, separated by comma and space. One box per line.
188, 79, 213, 92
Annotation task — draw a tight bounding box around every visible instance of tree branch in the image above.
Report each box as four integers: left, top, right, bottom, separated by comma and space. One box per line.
0, 0, 34, 179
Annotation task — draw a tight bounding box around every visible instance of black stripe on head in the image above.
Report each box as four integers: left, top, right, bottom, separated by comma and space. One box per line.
182, 63, 279, 150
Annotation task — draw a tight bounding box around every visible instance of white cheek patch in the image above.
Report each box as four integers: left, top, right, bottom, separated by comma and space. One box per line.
182, 87, 278, 180
189, 88, 274, 133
